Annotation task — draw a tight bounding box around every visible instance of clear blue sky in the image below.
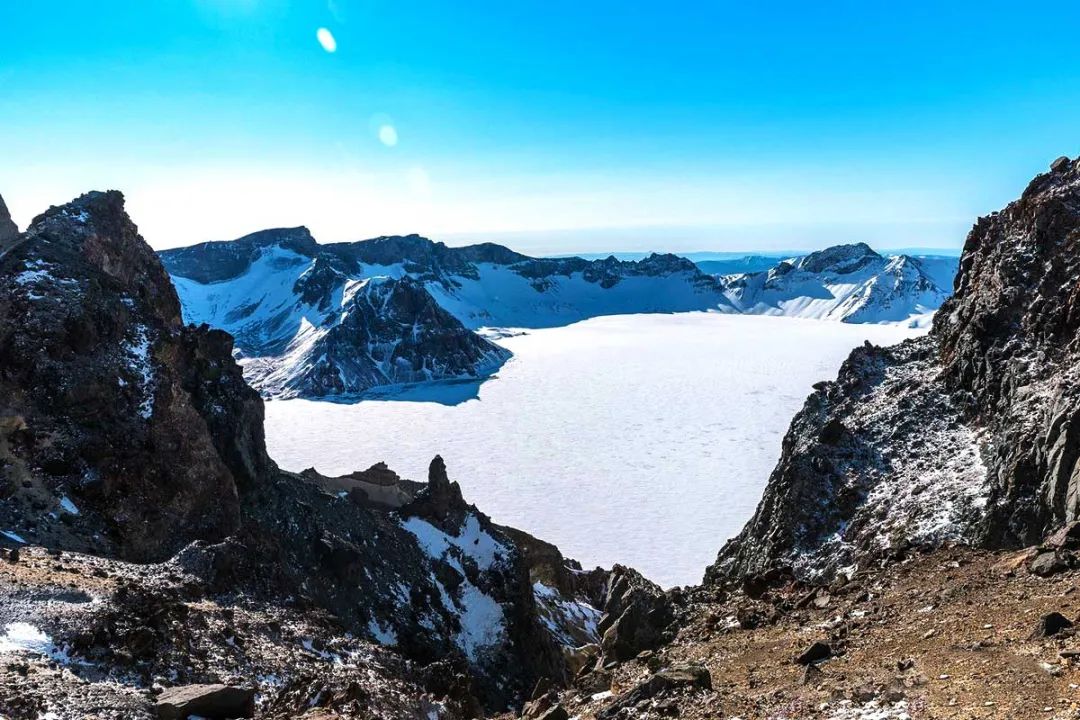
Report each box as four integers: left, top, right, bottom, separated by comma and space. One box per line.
3, 1, 1080, 253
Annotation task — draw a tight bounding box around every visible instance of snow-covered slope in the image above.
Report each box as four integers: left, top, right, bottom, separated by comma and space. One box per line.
716, 243, 956, 327
161, 230, 735, 398
167, 232, 511, 399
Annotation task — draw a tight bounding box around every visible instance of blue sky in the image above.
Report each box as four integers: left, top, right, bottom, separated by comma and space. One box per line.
2, 1, 1080, 253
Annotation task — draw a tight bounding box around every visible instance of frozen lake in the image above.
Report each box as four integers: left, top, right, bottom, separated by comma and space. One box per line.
264, 313, 922, 587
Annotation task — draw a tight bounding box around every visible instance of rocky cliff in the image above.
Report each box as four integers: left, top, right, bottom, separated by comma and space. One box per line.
708, 156, 1080, 583
0, 191, 660, 718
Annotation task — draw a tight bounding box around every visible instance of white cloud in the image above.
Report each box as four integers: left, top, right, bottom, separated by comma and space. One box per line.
316, 28, 337, 53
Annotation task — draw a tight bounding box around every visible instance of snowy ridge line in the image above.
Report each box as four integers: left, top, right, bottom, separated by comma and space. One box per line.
715, 243, 957, 328
161, 233, 956, 401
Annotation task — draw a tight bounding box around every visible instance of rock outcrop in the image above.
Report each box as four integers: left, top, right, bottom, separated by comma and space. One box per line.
0, 191, 265, 561
708, 156, 1080, 582
0, 193, 18, 247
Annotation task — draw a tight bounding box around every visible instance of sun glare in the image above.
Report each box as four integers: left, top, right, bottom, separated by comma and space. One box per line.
316, 27, 337, 53
378, 124, 399, 147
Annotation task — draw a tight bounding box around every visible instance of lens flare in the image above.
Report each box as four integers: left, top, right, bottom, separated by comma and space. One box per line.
378, 124, 399, 147
316, 28, 337, 53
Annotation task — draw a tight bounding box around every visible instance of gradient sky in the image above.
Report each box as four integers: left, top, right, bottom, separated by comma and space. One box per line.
3, 1, 1080, 253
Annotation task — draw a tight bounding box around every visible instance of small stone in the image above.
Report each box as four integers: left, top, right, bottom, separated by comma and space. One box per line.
795, 641, 832, 665
1052, 156, 1072, 173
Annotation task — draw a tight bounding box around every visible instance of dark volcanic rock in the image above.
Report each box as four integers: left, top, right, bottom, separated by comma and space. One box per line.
598, 566, 673, 661
595, 665, 711, 719
708, 156, 1080, 582
252, 275, 510, 399
1032, 612, 1074, 638
0, 191, 259, 560
0, 193, 18, 247
796, 641, 832, 665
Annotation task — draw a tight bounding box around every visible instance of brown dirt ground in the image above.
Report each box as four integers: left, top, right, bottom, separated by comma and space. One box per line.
551, 547, 1080, 720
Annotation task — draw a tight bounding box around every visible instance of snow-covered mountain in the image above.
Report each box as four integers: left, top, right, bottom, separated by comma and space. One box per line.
715, 243, 956, 327
160, 229, 734, 398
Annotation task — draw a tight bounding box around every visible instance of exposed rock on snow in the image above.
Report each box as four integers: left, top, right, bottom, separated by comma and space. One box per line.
716, 243, 955, 327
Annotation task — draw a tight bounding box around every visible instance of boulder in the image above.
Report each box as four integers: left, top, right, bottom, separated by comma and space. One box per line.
595, 665, 711, 719
1032, 612, 1074, 638
1030, 551, 1068, 577
154, 684, 254, 720
796, 641, 832, 665
1045, 522, 1080, 550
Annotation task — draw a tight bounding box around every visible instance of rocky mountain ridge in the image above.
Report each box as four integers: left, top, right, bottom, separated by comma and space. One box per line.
0, 191, 673, 718
708, 155, 1080, 584
7, 157, 1080, 719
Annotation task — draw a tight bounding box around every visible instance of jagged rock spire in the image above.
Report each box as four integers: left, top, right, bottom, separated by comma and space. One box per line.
0, 193, 18, 247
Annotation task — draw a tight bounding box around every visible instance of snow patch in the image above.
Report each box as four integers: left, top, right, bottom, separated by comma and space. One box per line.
400, 514, 508, 573
0, 623, 72, 664
533, 581, 602, 646
123, 324, 156, 419
827, 700, 911, 720
367, 618, 397, 646
1, 530, 26, 544
401, 513, 510, 660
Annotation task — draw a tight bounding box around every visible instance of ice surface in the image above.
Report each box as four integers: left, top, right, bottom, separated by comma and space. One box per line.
265, 313, 922, 587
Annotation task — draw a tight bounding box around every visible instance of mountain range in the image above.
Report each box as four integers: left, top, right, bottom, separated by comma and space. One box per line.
160, 233, 956, 401
2, 155, 1080, 717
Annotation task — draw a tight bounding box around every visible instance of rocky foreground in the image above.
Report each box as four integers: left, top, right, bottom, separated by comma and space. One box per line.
6, 155, 1080, 719
0, 191, 669, 719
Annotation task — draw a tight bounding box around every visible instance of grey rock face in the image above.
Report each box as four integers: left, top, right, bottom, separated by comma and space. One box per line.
246, 275, 511, 399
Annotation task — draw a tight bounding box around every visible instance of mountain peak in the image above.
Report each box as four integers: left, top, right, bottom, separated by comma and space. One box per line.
796, 242, 881, 274
25, 190, 183, 327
